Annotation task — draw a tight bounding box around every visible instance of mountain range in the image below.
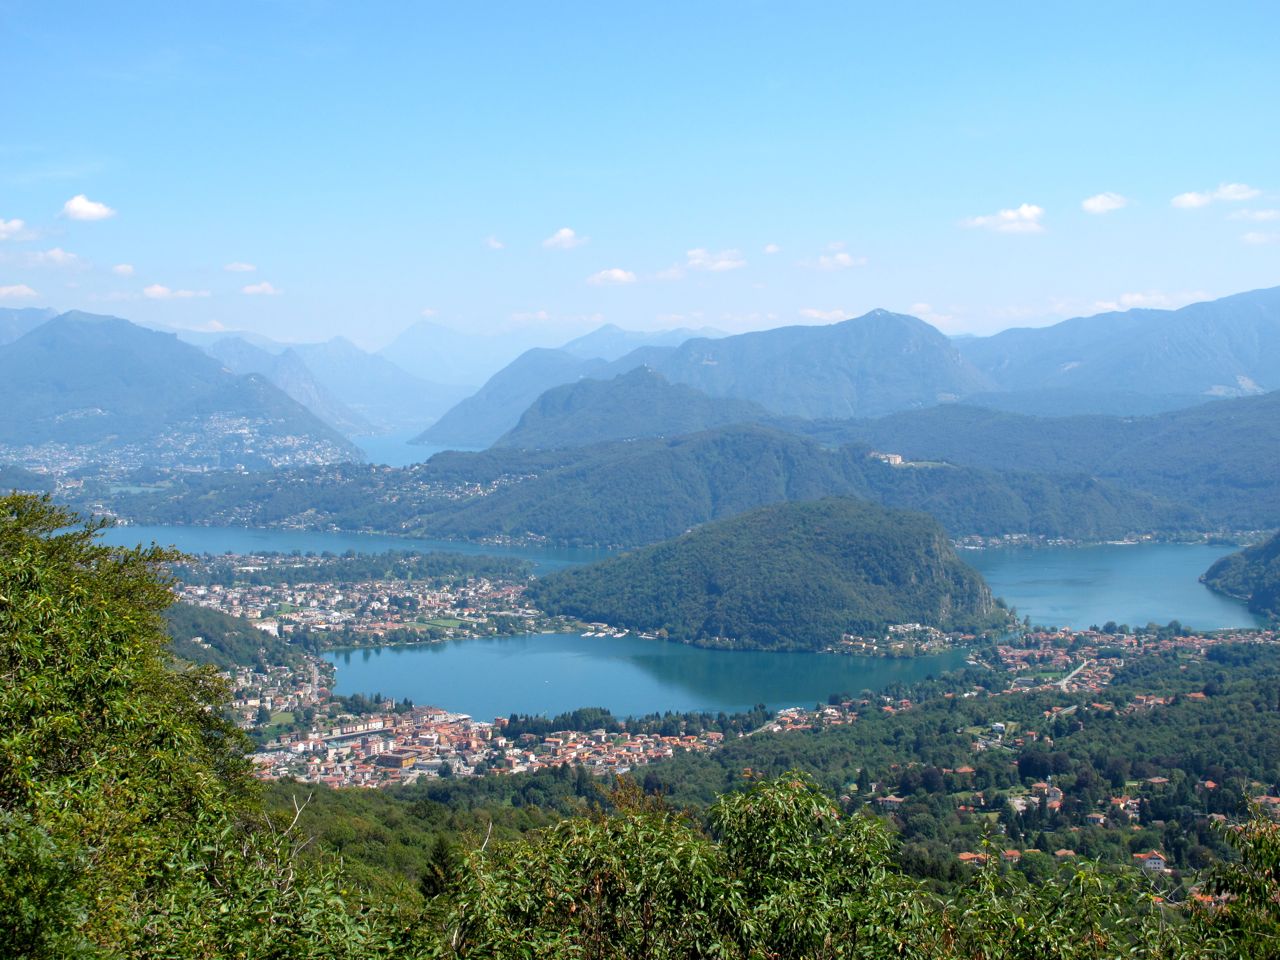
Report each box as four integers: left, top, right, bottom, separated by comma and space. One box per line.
418, 286, 1280, 450
205, 336, 374, 436
0, 312, 359, 468
957, 286, 1280, 400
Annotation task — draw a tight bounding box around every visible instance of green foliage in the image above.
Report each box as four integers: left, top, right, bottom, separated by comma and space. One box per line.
530, 497, 1001, 649
1202, 532, 1280, 620
165, 600, 306, 669
0, 494, 413, 957
111, 423, 1193, 549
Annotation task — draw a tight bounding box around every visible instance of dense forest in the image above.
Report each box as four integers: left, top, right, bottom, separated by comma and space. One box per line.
792, 391, 1280, 528
1202, 531, 1280, 620
11, 492, 1280, 958
106, 424, 1195, 548
530, 497, 1002, 649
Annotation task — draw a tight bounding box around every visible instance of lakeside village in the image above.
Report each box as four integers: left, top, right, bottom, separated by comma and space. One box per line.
171, 555, 1280, 800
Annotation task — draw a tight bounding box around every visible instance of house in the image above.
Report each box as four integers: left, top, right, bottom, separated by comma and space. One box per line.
1133, 851, 1167, 872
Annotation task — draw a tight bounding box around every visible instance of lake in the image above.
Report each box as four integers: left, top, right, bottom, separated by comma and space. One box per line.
103, 522, 1261, 714
103, 522, 1259, 631
350, 431, 480, 468
966, 542, 1263, 632
325, 633, 969, 719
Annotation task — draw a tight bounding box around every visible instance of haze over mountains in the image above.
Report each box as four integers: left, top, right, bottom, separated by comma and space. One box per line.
4, 284, 1280, 534
417, 286, 1280, 449
0, 312, 358, 469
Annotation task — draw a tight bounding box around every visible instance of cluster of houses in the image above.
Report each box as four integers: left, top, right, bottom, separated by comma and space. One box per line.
994, 625, 1279, 695
251, 706, 727, 787
174, 570, 535, 641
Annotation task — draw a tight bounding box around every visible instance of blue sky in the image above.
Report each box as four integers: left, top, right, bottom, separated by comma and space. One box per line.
1, 1, 1277, 347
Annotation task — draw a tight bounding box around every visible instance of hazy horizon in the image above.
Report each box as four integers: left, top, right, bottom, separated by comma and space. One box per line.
3, 2, 1277, 349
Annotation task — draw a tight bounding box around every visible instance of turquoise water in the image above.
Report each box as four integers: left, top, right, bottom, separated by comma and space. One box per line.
967, 542, 1262, 631
325, 633, 968, 719
98, 524, 610, 574
100, 522, 1258, 714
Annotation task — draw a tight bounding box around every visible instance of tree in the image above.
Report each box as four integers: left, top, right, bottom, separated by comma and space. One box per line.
0, 495, 410, 958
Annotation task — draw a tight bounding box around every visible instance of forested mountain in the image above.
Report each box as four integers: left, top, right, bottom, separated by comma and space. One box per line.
206, 336, 374, 435
416, 347, 609, 447
790, 391, 1280, 528
112, 424, 1193, 547
493, 367, 772, 449
958, 286, 1280, 405
530, 497, 998, 649
424, 309, 996, 449
425, 426, 1192, 546
1202, 532, 1280, 620
0, 306, 55, 345
558, 322, 724, 360
0, 312, 360, 466
604, 309, 996, 419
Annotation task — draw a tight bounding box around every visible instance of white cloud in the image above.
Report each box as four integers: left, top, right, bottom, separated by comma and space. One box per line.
542, 227, 588, 249
686, 248, 746, 271
1215, 183, 1262, 201
1082, 192, 1128, 214
586, 267, 637, 286
112, 263, 134, 276
224, 261, 256, 272
815, 251, 867, 270
1230, 208, 1280, 222
485, 235, 505, 250
29, 247, 82, 267
1243, 231, 1278, 245
763, 243, 781, 254
62, 194, 116, 220
1172, 183, 1261, 208
420, 307, 438, 317
242, 281, 281, 295
963, 203, 1045, 233
1092, 290, 1209, 312
0, 218, 25, 240
0, 283, 38, 299
799, 308, 846, 322
143, 284, 210, 300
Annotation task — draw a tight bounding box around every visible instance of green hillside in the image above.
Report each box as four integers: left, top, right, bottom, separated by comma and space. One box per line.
796, 391, 1280, 528
529, 497, 1001, 650
0, 312, 360, 461
1202, 531, 1280, 620
493, 366, 772, 449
